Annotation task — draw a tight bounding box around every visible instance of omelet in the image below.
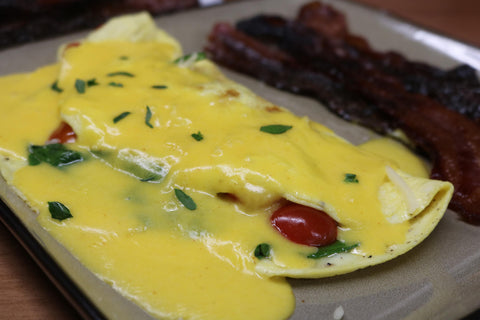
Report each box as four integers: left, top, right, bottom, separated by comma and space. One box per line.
0, 12, 453, 320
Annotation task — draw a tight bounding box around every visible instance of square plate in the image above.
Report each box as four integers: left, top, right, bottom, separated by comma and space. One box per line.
1, 1, 479, 319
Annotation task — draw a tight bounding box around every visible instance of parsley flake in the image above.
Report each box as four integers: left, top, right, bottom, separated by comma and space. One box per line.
191, 131, 204, 141
254, 243, 271, 259
174, 52, 206, 65
145, 106, 154, 128
28, 143, 83, 167
51, 81, 63, 93
307, 241, 359, 259
48, 201, 73, 221
107, 71, 134, 77
260, 124, 292, 134
87, 78, 99, 87
108, 82, 123, 87
75, 79, 86, 94
151, 85, 168, 89
174, 188, 197, 210
344, 173, 359, 183
113, 111, 131, 123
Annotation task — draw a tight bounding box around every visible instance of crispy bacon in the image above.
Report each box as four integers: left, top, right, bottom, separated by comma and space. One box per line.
206, 2, 480, 224
297, 1, 480, 123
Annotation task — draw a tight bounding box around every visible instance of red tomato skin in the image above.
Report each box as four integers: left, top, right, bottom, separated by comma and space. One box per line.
47, 122, 77, 144
270, 203, 337, 247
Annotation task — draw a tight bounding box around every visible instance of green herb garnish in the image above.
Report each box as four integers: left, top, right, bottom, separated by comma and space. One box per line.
151, 85, 168, 89
107, 71, 134, 77
145, 106, 154, 128
108, 82, 123, 87
119, 56, 129, 60
87, 78, 99, 87
174, 188, 197, 210
260, 124, 292, 134
48, 201, 73, 221
174, 52, 206, 65
307, 241, 359, 259
254, 243, 271, 259
113, 111, 131, 123
344, 173, 359, 183
191, 131, 204, 141
28, 143, 83, 167
51, 81, 63, 93
75, 79, 86, 94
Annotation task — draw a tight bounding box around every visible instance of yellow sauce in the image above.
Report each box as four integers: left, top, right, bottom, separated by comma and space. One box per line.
0, 33, 441, 319
359, 138, 429, 178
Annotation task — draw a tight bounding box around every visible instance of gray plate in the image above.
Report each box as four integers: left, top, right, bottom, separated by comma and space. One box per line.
1, 0, 479, 319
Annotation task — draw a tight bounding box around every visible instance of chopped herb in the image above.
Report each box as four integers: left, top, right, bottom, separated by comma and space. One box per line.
191, 131, 204, 141
254, 243, 271, 259
174, 52, 206, 65
145, 106, 154, 128
307, 241, 359, 259
344, 173, 359, 183
48, 201, 73, 221
260, 124, 292, 134
108, 82, 123, 87
51, 81, 63, 93
28, 143, 83, 167
151, 85, 168, 89
107, 71, 134, 77
75, 79, 86, 94
87, 78, 99, 87
174, 188, 197, 210
113, 111, 131, 123
119, 56, 129, 60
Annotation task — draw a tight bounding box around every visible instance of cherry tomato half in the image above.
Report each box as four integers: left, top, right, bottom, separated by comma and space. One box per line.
270, 203, 337, 247
47, 122, 77, 144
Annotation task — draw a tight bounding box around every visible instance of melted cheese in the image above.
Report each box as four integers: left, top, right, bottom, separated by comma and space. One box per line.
0, 13, 453, 320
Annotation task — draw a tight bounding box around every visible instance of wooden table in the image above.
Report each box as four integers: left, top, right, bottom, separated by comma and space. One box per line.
0, 1, 479, 319
354, 0, 480, 47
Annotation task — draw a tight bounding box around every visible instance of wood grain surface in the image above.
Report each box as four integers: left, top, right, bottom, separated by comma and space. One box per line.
0, 0, 478, 319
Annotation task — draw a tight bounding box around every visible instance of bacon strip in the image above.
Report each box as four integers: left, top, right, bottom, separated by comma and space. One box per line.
297, 1, 480, 123
205, 3, 480, 224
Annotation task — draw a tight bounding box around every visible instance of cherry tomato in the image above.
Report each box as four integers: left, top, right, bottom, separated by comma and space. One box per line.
47, 122, 77, 144
270, 203, 337, 247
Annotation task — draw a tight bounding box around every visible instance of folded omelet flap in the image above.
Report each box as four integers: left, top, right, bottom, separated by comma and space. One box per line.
380, 167, 452, 223
255, 171, 453, 278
